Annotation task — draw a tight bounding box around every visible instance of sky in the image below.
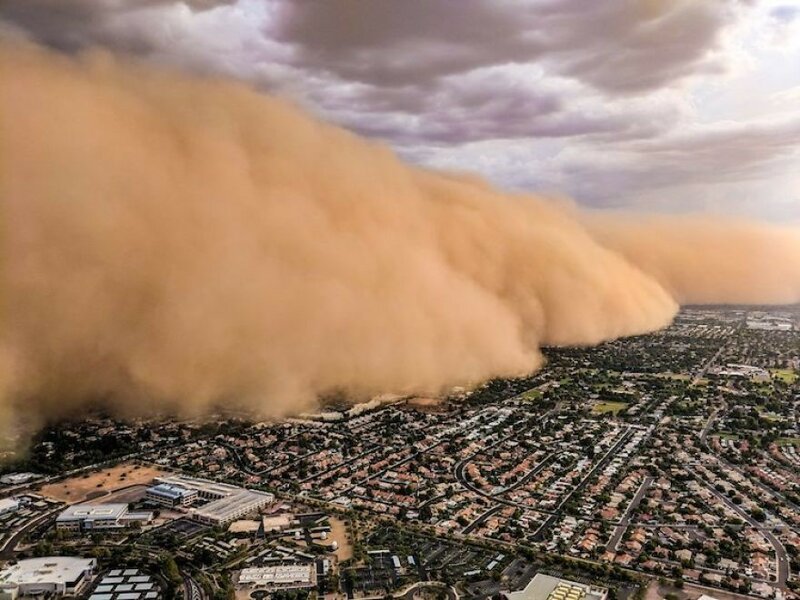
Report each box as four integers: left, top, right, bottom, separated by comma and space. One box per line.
3, 0, 799, 220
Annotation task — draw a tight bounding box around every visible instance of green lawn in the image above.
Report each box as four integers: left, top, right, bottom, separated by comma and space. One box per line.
771, 369, 798, 384
755, 406, 784, 422
518, 389, 542, 401
592, 401, 628, 415
776, 437, 800, 447
658, 373, 691, 381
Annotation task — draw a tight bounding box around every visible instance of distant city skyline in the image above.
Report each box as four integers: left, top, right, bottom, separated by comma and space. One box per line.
2, 0, 798, 220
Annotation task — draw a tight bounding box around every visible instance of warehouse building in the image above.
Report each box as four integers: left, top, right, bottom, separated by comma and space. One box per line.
0, 557, 96, 598
56, 504, 153, 533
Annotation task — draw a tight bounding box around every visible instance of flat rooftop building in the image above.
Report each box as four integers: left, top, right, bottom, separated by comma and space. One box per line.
145, 484, 198, 508
0, 557, 96, 598
504, 575, 608, 600
0, 498, 19, 516
56, 504, 153, 533
0, 473, 38, 486
237, 565, 315, 591
152, 475, 273, 525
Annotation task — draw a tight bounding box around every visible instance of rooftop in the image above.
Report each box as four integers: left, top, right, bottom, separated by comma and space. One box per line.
505, 575, 607, 600
153, 475, 272, 522
0, 557, 96, 587
0, 497, 19, 512
239, 565, 314, 586
147, 483, 196, 500
57, 504, 129, 522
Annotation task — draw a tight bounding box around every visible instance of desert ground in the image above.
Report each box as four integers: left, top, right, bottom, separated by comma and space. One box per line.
39, 464, 165, 503
328, 516, 353, 562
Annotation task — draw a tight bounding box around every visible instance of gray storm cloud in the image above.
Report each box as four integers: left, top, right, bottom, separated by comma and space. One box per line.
1, 43, 799, 443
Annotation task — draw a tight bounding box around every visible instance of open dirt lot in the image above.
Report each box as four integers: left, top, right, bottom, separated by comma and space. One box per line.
39, 464, 165, 503
329, 516, 353, 561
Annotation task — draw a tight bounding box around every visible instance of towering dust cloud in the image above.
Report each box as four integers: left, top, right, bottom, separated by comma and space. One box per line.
1, 43, 800, 439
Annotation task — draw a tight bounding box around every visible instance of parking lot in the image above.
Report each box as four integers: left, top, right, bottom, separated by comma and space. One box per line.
139, 517, 208, 550
366, 528, 516, 588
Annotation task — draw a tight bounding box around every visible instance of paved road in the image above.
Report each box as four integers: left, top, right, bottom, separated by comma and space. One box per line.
532, 427, 637, 539
496, 453, 558, 496
699, 406, 723, 444
605, 476, 653, 552
452, 397, 565, 514
0, 506, 62, 559
532, 428, 635, 540
219, 440, 317, 477
697, 396, 800, 516
297, 445, 382, 484
693, 472, 789, 588
345, 440, 445, 494
396, 580, 459, 600
183, 574, 203, 600
461, 504, 503, 535
707, 450, 800, 514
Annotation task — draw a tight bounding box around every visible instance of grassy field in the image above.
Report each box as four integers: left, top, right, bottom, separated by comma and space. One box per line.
771, 368, 798, 384
658, 373, 691, 381
518, 389, 542, 401
592, 401, 628, 415
755, 406, 784, 423
776, 437, 800, 447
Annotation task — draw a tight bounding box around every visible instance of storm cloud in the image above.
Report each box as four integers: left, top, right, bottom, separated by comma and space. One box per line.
2, 0, 797, 217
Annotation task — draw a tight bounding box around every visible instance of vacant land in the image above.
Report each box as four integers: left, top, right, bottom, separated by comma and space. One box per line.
40, 464, 165, 503
89, 484, 148, 505
329, 516, 353, 562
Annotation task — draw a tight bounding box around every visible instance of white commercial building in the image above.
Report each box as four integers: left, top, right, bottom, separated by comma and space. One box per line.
0, 474, 38, 486
0, 498, 19, 516
0, 557, 96, 598
237, 565, 315, 591
56, 504, 153, 533
504, 575, 607, 600
152, 476, 273, 526
145, 484, 198, 508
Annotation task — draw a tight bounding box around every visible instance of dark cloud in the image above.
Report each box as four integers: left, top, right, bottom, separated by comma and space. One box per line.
556, 116, 800, 207
275, 0, 736, 93
537, 0, 732, 92
273, 0, 542, 87
0, 0, 233, 51
3, 0, 740, 94
1, 0, 795, 219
